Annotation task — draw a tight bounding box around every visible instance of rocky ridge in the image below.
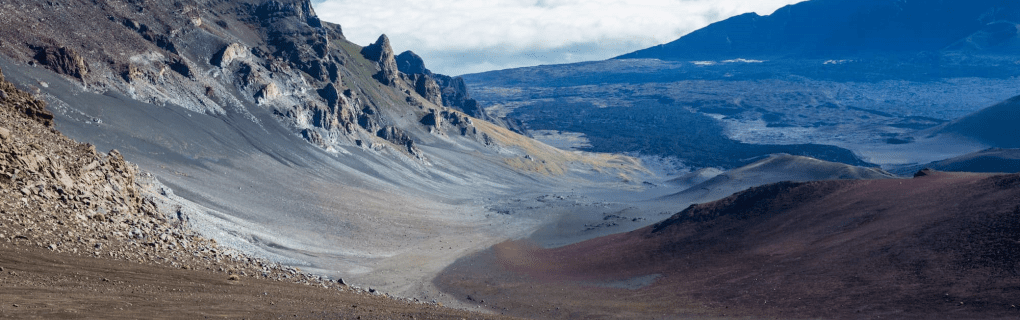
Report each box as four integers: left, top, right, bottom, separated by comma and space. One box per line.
0, 0, 510, 164
618, 0, 1020, 60
395, 50, 525, 133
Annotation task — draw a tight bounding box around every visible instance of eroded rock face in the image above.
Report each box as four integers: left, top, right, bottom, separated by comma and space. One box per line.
361, 35, 399, 86
411, 74, 443, 105
311, 83, 357, 133
435, 75, 487, 120
258, 0, 336, 82
318, 82, 343, 109
256, 82, 281, 104
33, 46, 88, 80
213, 43, 249, 67
255, 0, 320, 26
396, 51, 443, 104
167, 54, 193, 78
420, 109, 442, 129
376, 126, 423, 158
420, 108, 477, 137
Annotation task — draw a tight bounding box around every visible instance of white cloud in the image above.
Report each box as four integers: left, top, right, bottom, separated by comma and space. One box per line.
312, 0, 807, 75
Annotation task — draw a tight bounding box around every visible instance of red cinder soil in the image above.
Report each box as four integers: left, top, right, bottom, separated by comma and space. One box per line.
437, 171, 1020, 319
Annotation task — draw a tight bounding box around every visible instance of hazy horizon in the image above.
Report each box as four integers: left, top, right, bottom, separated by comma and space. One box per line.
312, 0, 808, 76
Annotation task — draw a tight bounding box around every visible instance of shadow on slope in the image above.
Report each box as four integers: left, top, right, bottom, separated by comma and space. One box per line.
929, 95, 1020, 148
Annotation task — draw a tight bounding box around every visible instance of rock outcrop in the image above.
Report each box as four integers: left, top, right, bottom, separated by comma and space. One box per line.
434, 75, 487, 120
256, 82, 281, 104
33, 46, 88, 80
361, 35, 399, 86
420, 108, 477, 136
394, 50, 491, 121
213, 43, 249, 67
410, 74, 443, 105
312, 82, 357, 133
1, 0, 508, 165
395, 51, 430, 75
258, 0, 338, 82
376, 126, 423, 157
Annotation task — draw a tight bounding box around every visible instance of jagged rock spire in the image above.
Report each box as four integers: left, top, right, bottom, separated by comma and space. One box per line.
361, 34, 399, 85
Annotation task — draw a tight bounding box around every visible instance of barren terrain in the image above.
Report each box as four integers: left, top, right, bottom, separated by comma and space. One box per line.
2, 0, 1019, 319
438, 171, 1020, 319
0, 244, 515, 319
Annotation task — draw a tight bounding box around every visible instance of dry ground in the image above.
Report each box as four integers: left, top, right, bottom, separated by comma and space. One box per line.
0, 242, 516, 319
437, 171, 1020, 319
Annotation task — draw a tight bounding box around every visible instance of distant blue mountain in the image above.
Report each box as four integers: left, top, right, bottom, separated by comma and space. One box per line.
617, 0, 1020, 60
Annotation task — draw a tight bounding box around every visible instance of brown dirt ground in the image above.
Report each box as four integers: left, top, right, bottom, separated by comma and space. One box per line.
0, 242, 517, 319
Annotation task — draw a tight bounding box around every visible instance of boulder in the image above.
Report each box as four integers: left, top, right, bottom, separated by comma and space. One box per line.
256, 82, 281, 104
213, 43, 248, 67
914, 168, 935, 178
420, 109, 441, 128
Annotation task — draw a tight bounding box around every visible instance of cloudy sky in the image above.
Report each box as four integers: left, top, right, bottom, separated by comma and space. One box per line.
312, 0, 807, 76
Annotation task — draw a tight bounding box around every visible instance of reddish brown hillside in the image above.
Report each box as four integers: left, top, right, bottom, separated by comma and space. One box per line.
437, 171, 1020, 319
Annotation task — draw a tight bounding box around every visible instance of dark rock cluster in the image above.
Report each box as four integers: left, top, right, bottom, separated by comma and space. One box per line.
32, 46, 88, 81
394, 50, 489, 121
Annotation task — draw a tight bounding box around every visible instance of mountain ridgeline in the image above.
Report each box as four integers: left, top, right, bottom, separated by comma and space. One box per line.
0, 0, 527, 163
463, 0, 1020, 172
618, 0, 1020, 61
